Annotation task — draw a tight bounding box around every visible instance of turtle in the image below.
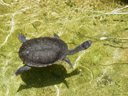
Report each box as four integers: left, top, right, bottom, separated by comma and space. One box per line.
15, 33, 92, 75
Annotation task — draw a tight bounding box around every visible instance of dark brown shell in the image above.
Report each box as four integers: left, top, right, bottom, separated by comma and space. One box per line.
19, 37, 67, 67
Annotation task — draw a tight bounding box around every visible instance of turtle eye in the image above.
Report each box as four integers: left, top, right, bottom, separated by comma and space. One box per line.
82, 40, 92, 49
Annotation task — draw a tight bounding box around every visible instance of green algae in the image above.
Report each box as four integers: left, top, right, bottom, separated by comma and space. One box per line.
0, 0, 128, 96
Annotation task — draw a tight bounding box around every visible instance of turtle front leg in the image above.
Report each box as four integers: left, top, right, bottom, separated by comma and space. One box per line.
15, 65, 31, 76
67, 40, 92, 55
18, 34, 27, 43
62, 57, 73, 68
54, 32, 59, 39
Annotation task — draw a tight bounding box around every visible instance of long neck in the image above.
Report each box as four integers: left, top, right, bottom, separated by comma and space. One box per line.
67, 45, 84, 55
67, 40, 92, 55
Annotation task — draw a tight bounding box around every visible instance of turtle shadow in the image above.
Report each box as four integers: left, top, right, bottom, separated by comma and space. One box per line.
17, 64, 80, 92
121, 0, 128, 3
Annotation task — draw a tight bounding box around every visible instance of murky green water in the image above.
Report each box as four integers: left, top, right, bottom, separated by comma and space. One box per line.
0, 0, 128, 96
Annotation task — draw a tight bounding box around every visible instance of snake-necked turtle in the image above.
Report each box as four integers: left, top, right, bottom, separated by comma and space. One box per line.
15, 33, 92, 75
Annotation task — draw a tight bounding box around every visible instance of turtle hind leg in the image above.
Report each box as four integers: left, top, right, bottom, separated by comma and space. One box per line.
18, 34, 27, 43
62, 57, 73, 68
15, 65, 31, 76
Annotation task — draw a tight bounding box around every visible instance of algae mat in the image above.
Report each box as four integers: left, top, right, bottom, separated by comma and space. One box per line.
0, 0, 128, 96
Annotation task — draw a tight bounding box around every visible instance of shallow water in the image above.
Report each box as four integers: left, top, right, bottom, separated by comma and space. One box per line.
0, 0, 128, 96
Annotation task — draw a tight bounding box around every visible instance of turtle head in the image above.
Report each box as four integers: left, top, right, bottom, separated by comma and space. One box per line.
67, 40, 92, 55
82, 40, 92, 49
